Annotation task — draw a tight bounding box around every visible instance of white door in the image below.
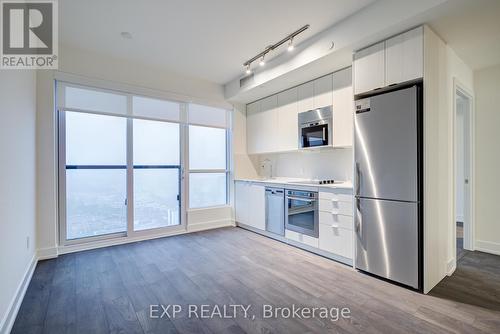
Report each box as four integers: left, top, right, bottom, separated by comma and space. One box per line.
313, 74, 333, 109
277, 87, 299, 151
385, 27, 423, 85
235, 181, 249, 225
248, 183, 265, 230
354, 41, 385, 95
332, 67, 354, 147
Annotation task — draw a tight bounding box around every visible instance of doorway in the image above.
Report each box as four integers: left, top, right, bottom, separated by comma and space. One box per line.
454, 82, 474, 260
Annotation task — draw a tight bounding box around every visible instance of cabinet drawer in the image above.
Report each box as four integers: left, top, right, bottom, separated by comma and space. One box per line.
285, 229, 319, 248
319, 199, 353, 216
319, 212, 353, 230
319, 191, 353, 202
319, 223, 353, 259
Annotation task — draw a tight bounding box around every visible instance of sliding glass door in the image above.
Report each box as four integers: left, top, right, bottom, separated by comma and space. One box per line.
61, 111, 182, 242
132, 119, 180, 231
63, 111, 128, 240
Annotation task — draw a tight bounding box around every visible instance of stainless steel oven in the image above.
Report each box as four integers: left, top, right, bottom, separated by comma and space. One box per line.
285, 189, 319, 238
298, 106, 333, 148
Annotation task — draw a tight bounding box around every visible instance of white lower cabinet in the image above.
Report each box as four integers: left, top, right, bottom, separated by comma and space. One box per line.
319, 223, 353, 259
318, 190, 354, 260
285, 229, 319, 248
234, 181, 265, 230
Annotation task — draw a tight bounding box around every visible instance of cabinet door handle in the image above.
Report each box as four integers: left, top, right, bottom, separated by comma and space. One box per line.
331, 224, 339, 229
331, 210, 339, 215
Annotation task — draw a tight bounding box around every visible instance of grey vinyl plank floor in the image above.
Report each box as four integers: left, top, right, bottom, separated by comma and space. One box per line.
11, 227, 500, 334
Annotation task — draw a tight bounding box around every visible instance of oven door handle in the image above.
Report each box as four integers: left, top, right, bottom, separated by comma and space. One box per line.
287, 196, 317, 203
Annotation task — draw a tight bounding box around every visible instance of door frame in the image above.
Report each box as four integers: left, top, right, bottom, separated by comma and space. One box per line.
452, 79, 475, 255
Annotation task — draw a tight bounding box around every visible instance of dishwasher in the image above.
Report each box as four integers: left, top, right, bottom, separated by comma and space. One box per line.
265, 187, 285, 236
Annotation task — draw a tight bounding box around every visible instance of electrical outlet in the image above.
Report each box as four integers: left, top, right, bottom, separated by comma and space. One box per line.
26, 236, 30, 249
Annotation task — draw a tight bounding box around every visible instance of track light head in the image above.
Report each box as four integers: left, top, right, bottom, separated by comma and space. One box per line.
259, 55, 265, 67
245, 64, 252, 75
287, 38, 294, 52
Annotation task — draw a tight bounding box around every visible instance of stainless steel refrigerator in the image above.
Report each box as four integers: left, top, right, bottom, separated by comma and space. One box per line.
354, 84, 423, 291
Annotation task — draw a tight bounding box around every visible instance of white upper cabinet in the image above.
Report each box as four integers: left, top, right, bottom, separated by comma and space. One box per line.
246, 100, 261, 155
297, 81, 314, 112
354, 27, 424, 95
246, 67, 354, 153
354, 41, 385, 95
313, 74, 333, 109
277, 87, 299, 152
385, 27, 423, 86
332, 67, 354, 147
246, 96, 278, 154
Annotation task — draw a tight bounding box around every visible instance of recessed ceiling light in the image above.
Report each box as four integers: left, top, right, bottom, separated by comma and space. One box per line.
120, 31, 133, 39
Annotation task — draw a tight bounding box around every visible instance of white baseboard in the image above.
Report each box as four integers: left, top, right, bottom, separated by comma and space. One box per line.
58, 221, 234, 255
475, 240, 500, 256
446, 258, 456, 276
187, 219, 234, 233
37, 247, 58, 260
0, 254, 37, 334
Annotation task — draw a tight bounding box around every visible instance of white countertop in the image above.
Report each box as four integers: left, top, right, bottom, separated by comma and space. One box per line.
234, 177, 353, 190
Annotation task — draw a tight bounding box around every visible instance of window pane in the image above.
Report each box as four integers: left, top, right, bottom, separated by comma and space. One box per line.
65, 111, 126, 165
133, 96, 180, 122
133, 119, 179, 165
134, 169, 180, 231
189, 125, 226, 170
189, 104, 227, 128
65, 86, 127, 115
66, 169, 126, 240
189, 173, 227, 208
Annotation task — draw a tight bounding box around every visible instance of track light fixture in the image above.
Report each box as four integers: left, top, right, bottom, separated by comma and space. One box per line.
243, 24, 309, 75
259, 55, 266, 67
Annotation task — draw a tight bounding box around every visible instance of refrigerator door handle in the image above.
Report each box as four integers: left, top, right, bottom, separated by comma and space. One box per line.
355, 162, 361, 196
355, 197, 362, 237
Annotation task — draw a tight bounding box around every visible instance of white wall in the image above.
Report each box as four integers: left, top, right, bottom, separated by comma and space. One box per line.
0, 71, 37, 333
36, 44, 234, 255
423, 26, 474, 293
255, 149, 353, 182
474, 64, 500, 255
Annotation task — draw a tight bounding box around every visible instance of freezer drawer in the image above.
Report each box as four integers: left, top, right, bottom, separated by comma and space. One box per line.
354, 86, 418, 202
355, 198, 419, 289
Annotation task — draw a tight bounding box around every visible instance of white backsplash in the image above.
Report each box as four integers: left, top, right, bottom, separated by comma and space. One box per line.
256, 148, 353, 182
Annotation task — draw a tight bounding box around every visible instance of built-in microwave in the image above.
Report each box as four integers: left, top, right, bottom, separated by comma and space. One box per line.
298, 106, 333, 148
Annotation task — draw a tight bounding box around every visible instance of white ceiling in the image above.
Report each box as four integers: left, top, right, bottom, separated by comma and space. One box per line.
429, 0, 500, 71
59, 0, 376, 85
